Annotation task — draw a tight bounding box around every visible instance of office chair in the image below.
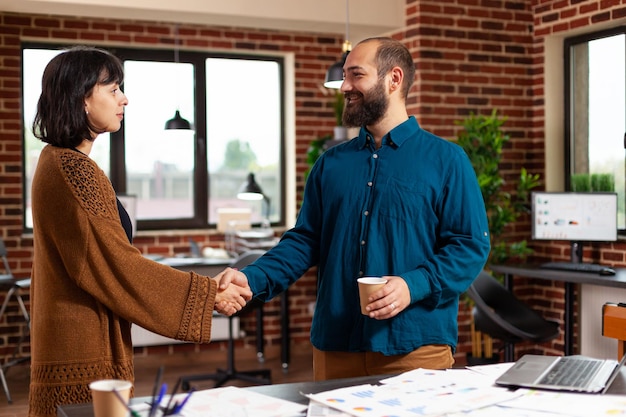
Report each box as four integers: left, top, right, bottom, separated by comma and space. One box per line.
180, 250, 271, 390
466, 270, 560, 362
0, 238, 31, 403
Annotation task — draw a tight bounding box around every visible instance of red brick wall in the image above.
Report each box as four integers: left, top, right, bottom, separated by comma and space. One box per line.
2, 0, 626, 365
0, 12, 341, 361
401, 0, 626, 361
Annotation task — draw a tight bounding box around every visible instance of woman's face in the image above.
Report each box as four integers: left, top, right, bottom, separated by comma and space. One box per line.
84, 82, 128, 136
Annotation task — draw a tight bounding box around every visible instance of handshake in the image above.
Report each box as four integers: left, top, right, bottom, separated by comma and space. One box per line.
211, 267, 253, 316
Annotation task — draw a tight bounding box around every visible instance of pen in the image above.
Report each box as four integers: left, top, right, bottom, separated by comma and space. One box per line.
172, 387, 195, 415
149, 366, 165, 417
112, 389, 141, 417
154, 382, 168, 411
164, 377, 182, 415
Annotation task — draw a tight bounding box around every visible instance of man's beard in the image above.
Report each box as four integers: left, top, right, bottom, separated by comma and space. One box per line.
342, 80, 388, 127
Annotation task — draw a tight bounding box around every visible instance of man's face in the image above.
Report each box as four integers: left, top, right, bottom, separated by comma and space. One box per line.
340, 41, 389, 127
342, 77, 388, 127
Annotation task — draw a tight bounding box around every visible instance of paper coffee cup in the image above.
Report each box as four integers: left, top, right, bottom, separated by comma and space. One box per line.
358, 277, 387, 315
89, 379, 132, 417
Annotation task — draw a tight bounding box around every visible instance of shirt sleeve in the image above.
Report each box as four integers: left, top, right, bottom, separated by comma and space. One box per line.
402, 148, 490, 309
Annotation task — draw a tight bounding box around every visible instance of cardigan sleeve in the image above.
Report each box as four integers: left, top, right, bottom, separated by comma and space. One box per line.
46, 147, 218, 343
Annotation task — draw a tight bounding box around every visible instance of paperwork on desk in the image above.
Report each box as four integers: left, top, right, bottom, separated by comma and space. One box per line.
129, 363, 626, 417
305, 363, 626, 417
134, 386, 306, 417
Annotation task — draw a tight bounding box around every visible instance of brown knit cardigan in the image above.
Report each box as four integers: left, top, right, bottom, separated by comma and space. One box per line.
28, 145, 218, 417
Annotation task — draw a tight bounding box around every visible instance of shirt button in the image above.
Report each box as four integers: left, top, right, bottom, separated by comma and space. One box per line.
364, 211, 369, 216
361, 240, 366, 246
373, 154, 378, 159
367, 181, 373, 187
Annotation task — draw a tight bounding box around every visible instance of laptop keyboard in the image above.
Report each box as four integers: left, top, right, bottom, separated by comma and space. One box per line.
538, 357, 602, 387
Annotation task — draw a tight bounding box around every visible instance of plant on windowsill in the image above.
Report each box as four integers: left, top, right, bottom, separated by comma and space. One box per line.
571, 172, 615, 192
455, 109, 541, 365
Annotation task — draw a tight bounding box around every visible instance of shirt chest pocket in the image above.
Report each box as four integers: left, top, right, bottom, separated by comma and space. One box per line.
375, 178, 433, 223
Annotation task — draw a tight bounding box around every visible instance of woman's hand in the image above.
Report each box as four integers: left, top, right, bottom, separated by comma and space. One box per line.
212, 268, 252, 315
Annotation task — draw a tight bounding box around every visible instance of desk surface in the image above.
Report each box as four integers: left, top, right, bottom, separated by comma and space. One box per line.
56, 369, 626, 416
158, 257, 234, 268
490, 264, 626, 288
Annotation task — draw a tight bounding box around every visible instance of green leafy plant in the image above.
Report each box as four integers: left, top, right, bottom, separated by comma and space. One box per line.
571, 173, 591, 192
591, 173, 615, 192
570, 173, 614, 192
456, 110, 541, 266
304, 134, 332, 182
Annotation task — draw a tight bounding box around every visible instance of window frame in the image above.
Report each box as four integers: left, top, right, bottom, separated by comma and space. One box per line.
564, 26, 626, 235
21, 42, 287, 232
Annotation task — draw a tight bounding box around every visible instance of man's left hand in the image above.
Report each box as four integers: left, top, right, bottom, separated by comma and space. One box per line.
365, 276, 410, 320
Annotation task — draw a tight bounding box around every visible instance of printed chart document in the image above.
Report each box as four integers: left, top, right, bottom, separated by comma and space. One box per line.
305, 368, 522, 417
305, 364, 626, 417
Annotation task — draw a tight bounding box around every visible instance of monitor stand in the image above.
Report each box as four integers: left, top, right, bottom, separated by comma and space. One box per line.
570, 241, 583, 263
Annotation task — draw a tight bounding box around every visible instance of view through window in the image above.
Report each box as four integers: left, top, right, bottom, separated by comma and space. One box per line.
567, 30, 626, 231
22, 45, 284, 231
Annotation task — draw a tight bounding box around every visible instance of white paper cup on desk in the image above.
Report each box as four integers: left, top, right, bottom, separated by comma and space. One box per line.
89, 379, 133, 417
357, 277, 387, 315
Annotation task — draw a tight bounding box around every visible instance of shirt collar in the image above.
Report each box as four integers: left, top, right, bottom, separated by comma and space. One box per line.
356, 116, 420, 150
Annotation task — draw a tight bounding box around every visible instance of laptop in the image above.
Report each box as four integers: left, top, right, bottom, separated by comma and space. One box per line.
495, 354, 626, 394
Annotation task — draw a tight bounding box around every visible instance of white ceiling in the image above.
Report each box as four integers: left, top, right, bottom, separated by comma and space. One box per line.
0, 0, 405, 43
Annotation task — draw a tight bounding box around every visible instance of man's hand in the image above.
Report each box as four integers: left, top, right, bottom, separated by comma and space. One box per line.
364, 276, 410, 320
212, 267, 252, 315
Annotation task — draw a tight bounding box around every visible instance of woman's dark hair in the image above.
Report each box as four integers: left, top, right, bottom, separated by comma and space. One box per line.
32, 45, 124, 148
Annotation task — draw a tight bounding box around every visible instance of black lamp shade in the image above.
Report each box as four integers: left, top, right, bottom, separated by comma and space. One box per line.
237, 173, 271, 220
237, 173, 264, 200
324, 52, 349, 89
165, 110, 192, 130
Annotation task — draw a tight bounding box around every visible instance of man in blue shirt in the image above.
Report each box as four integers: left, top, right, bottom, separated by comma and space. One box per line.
218, 37, 490, 380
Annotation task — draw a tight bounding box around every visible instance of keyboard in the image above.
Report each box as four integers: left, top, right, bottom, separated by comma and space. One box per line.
540, 262, 612, 274
538, 357, 602, 388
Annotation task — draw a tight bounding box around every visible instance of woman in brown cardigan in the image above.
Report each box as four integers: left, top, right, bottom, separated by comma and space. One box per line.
28, 45, 252, 417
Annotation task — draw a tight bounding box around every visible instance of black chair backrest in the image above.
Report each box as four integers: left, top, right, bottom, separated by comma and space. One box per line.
232, 250, 266, 270
467, 270, 559, 342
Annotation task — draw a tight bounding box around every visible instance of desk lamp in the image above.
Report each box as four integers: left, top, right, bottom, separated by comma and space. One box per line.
237, 173, 271, 222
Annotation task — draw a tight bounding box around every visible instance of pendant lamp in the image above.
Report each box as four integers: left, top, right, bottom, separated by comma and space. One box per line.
165, 25, 192, 130
324, 0, 352, 89
165, 110, 191, 130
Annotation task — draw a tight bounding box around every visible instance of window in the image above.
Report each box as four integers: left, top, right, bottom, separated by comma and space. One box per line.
22, 44, 285, 232
565, 27, 626, 231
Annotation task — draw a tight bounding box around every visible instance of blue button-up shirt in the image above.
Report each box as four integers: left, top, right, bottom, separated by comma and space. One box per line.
243, 116, 490, 355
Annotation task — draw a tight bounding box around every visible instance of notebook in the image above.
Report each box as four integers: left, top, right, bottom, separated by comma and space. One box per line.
495, 354, 626, 394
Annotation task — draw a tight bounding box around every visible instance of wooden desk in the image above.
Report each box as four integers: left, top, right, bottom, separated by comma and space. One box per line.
490, 264, 626, 358
56, 370, 626, 416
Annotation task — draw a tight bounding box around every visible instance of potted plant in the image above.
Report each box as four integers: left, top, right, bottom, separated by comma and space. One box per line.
456, 109, 541, 266
455, 109, 541, 365
304, 134, 332, 183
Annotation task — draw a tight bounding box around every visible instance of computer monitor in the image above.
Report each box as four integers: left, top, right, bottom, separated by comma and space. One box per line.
531, 191, 618, 263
